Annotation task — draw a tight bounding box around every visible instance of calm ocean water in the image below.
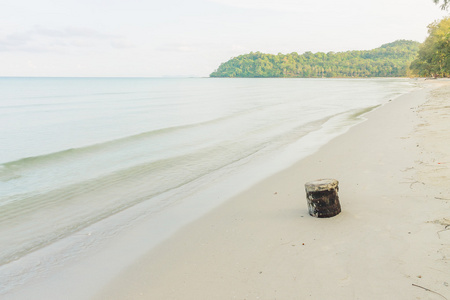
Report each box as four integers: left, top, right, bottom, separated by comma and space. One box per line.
0, 77, 417, 294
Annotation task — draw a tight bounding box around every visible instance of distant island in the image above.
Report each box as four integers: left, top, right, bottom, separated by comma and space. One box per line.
210, 40, 420, 78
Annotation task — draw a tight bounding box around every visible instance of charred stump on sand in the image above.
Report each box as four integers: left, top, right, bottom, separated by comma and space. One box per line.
305, 179, 341, 218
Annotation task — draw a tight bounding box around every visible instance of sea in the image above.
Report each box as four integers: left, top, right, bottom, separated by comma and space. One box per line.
0, 77, 418, 296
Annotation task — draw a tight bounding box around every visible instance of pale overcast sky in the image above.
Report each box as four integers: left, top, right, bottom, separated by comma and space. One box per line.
0, 0, 447, 77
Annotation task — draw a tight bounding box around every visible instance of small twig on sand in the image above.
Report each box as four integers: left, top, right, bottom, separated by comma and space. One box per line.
409, 181, 425, 189
437, 225, 450, 239
399, 180, 425, 189
412, 284, 448, 300
435, 197, 450, 200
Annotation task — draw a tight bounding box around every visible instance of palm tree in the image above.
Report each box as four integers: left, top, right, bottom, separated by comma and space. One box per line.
434, 0, 449, 10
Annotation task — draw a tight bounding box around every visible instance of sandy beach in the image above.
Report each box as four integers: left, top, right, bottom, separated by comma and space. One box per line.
91, 80, 450, 300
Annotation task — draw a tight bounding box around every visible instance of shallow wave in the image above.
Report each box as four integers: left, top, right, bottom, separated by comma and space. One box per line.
0, 122, 215, 175
0, 99, 287, 180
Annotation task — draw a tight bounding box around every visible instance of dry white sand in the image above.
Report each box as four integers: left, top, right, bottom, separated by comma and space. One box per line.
94, 81, 448, 299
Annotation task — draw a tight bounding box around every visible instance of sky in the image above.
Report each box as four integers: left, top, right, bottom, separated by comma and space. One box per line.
0, 0, 448, 77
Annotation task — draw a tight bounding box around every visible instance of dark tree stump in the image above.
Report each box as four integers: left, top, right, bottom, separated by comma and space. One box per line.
305, 179, 341, 218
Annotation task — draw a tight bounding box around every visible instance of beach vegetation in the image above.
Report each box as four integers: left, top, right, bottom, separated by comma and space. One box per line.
410, 17, 450, 77
210, 40, 420, 78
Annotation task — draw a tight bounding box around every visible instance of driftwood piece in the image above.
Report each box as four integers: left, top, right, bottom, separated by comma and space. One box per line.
305, 179, 341, 218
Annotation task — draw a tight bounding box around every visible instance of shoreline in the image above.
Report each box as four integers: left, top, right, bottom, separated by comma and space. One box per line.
94, 80, 450, 299
3, 79, 448, 299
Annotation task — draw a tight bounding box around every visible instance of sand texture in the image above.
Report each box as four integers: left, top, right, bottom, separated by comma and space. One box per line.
94, 81, 450, 299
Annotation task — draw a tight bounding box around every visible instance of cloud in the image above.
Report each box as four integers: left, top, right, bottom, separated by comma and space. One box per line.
206, 0, 379, 17
156, 43, 197, 53
110, 40, 135, 49
0, 26, 132, 53
34, 26, 119, 39
231, 44, 250, 53
206, 0, 321, 12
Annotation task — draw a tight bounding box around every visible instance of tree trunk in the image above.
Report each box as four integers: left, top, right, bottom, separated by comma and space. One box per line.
305, 179, 341, 218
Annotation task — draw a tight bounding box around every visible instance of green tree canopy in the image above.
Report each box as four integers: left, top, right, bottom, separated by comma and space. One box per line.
410, 17, 450, 77
210, 40, 420, 78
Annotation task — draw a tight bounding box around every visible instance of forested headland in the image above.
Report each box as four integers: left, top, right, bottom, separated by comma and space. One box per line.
210, 40, 420, 78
